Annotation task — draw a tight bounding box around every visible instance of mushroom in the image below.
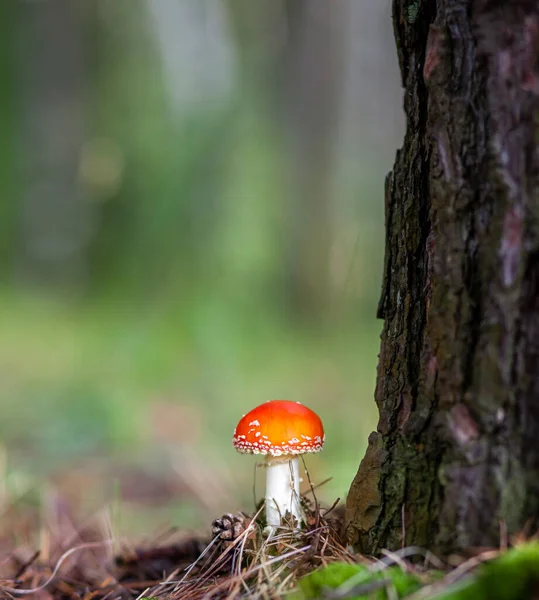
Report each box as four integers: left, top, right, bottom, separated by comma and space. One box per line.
233, 400, 324, 529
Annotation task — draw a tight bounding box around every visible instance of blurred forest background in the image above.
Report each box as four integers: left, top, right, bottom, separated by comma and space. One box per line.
0, 0, 403, 536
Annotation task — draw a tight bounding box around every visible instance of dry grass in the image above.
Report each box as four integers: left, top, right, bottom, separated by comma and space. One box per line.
0, 482, 356, 600
1, 478, 534, 599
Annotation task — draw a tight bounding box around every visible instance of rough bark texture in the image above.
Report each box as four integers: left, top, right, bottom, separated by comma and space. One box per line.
346, 0, 539, 555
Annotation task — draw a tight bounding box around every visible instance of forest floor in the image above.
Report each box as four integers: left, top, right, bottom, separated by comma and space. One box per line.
2, 485, 538, 600
1, 490, 348, 599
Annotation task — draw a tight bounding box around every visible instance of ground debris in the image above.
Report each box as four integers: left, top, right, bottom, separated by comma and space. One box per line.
211, 512, 250, 542
3, 498, 538, 599
0, 495, 349, 599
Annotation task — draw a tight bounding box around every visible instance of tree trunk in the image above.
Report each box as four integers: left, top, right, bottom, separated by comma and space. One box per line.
346, 0, 539, 555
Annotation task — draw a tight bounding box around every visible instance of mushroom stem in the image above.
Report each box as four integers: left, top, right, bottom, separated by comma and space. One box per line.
265, 456, 302, 528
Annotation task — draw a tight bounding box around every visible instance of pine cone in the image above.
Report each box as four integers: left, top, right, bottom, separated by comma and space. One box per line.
211, 512, 248, 541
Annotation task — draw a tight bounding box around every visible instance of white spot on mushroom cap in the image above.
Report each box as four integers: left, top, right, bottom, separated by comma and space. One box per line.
234, 439, 324, 456
249, 420, 260, 427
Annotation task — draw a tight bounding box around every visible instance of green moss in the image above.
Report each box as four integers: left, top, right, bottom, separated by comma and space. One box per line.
295, 545, 539, 599
499, 466, 526, 533
296, 562, 422, 599
407, 2, 420, 24
433, 543, 539, 600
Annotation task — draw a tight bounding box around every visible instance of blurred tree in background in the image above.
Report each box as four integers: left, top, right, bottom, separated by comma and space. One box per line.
0, 0, 403, 532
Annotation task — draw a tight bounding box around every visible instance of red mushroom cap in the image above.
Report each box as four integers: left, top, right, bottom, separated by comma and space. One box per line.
233, 400, 324, 457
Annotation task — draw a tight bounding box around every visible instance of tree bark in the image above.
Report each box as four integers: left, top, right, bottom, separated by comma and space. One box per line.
346, 0, 539, 555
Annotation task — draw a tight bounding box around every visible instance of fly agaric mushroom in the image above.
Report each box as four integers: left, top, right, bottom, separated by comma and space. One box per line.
233, 400, 324, 529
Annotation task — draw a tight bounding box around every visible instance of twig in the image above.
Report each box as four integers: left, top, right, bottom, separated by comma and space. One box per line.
250, 545, 311, 574
235, 521, 253, 576
322, 497, 341, 517
381, 548, 410, 572
13, 551, 40, 580
301, 456, 319, 529
407, 549, 499, 600
302, 474, 332, 497
0, 540, 113, 596
170, 534, 221, 588
371, 545, 446, 571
